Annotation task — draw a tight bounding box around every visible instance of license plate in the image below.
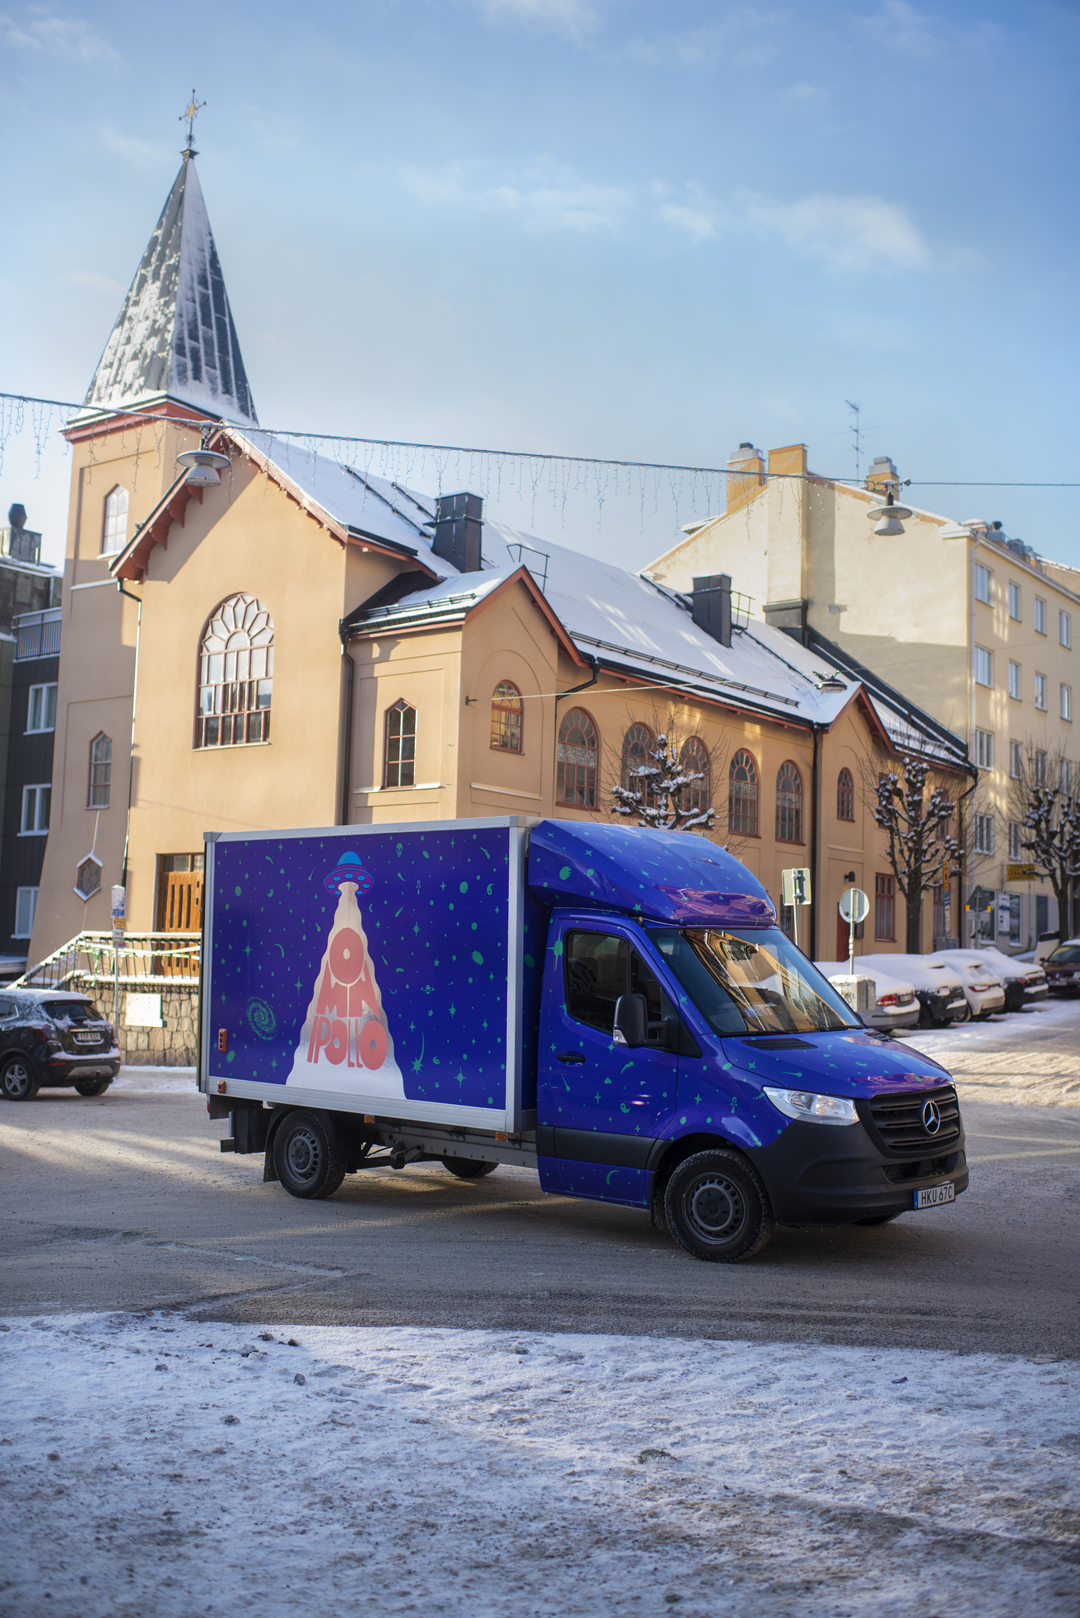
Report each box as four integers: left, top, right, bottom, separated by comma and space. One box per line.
74, 1031, 101, 1044
914, 1182, 955, 1210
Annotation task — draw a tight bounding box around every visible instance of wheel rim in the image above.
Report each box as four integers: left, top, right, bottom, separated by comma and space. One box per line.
682, 1171, 749, 1247
285, 1126, 323, 1185
4, 1061, 32, 1098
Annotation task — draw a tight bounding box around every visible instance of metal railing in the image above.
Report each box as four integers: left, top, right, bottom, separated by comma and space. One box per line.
14, 608, 62, 660
13, 931, 200, 991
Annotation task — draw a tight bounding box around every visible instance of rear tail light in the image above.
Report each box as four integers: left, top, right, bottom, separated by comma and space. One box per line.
28, 1023, 60, 1046
877, 993, 898, 1006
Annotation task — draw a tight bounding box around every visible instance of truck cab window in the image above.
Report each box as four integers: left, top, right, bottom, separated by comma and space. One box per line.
564, 930, 676, 1043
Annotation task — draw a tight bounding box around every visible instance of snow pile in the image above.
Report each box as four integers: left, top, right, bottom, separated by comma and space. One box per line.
2, 1315, 1078, 1616
904, 997, 1080, 1107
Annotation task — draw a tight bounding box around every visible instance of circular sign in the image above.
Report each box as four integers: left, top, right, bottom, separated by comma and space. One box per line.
839, 886, 870, 924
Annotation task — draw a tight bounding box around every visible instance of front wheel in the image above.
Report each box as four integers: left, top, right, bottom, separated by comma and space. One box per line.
75, 1077, 111, 1097
1, 1056, 41, 1101
663, 1149, 775, 1263
273, 1111, 347, 1199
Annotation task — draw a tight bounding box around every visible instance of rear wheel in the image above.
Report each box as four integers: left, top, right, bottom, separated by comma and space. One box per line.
0, 1056, 40, 1101
953, 1002, 972, 1023
664, 1149, 775, 1263
441, 1157, 498, 1179
75, 1077, 111, 1097
273, 1111, 347, 1199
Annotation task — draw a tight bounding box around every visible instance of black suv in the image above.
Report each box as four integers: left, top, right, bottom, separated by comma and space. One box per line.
0, 990, 120, 1100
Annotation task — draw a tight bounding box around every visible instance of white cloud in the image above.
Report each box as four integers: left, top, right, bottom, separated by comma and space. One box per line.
470, 0, 597, 42
854, 0, 997, 59
0, 8, 119, 61
101, 128, 160, 168
66, 270, 123, 293
404, 163, 632, 235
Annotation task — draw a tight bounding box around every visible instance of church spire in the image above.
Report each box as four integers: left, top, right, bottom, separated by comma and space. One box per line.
83, 136, 257, 426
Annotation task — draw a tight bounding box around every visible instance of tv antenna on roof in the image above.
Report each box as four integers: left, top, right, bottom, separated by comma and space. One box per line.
845, 400, 862, 484
180, 90, 206, 159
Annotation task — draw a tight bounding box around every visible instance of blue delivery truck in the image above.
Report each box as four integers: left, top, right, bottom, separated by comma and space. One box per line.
200, 817, 967, 1262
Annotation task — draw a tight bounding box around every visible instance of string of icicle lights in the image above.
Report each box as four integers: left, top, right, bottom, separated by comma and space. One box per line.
2, 391, 1077, 538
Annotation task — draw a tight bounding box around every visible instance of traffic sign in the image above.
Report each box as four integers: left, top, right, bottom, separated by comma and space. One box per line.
839, 887, 869, 924
781, 868, 812, 907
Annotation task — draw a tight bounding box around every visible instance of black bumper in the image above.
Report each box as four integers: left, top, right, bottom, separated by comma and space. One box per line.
745, 1118, 968, 1225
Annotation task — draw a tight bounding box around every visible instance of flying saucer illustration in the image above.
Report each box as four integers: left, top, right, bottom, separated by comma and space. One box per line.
324, 850, 374, 897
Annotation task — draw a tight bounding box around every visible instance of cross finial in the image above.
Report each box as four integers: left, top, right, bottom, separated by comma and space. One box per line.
180, 90, 206, 159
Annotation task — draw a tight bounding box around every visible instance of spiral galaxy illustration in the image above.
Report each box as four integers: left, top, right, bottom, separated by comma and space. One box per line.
246, 998, 277, 1041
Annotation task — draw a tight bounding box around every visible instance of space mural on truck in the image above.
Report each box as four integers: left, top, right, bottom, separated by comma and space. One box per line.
208, 825, 526, 1112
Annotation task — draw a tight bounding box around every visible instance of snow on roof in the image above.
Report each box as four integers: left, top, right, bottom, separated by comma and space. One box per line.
83, 158, 257, 426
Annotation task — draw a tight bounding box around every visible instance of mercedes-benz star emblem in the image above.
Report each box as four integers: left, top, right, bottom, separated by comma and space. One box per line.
922, 1100, 942, 1134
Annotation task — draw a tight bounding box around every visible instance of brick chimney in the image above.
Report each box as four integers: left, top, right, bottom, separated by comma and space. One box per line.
866, 456, 899, 496
726, 443, 765, 514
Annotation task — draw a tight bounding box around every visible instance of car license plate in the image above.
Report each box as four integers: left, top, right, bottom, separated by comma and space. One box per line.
75, 1031, 100, 1044
914, 1182, 955, 1210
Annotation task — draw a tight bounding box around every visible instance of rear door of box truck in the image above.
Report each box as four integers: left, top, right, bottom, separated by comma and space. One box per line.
201, 817, 541, 1132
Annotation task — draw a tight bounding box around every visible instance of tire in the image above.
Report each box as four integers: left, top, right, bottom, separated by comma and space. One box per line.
855, 1212, 904, 1226
75, 1077, 111, 1097
0, 1055, 41, 1102
663, 1149, 775, 1263
953, 1002, 972, 1024
441, 1157, 498, 1179
272, 1111, 347, 1200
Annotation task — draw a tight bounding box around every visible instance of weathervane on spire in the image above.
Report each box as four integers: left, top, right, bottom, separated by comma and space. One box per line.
180, 90, 205, 160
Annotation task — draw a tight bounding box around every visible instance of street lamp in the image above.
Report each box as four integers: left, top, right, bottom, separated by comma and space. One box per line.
176, 447, 231, 488
865, 488, 914, 537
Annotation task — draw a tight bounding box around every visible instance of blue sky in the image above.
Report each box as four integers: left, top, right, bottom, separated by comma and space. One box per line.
2, 0, 1078, 574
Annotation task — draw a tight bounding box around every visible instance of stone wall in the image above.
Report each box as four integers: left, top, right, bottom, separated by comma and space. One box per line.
75, 977, 199, 1068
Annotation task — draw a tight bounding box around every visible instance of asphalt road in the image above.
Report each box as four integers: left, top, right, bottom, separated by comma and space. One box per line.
3, 1062, 1079, 1359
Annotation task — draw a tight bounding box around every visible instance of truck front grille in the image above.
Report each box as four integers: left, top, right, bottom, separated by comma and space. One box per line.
860, 1086, 961, 1156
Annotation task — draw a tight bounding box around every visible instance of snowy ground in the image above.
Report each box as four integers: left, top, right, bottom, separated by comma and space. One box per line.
2, 1314, 1078, 1618
900, 996, 1080, 1108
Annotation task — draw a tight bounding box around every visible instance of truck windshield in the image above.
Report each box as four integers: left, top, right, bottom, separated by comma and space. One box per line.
651, 927, 860, 1036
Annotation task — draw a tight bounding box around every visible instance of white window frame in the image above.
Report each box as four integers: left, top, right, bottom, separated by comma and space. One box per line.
1008, 660, 1021, 700
1061, 611, 1072, 649
20, 783, 51, 835
974, 645, 993, 688
1064, 760, 1073, 795
1034, 672, 1047, 711
1008, 822, 1023, 861
1007, 581, 1021, 620
1063, 684, 1073, 722
13, 886, 38, 939
974, 563, 993, 605
974, 728, 993, 769
1009, 740, 1022, 779
101, 486, 129, 556
1034, 596, 1046, 635
974, 814, 994, 855
26, 683, 57, 734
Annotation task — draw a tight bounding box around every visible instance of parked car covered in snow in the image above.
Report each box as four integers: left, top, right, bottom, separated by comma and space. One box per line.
814, 961, 921, 1033
1043, 938, 1080, 993
925, 953, 1005, 1019
849, 954, 969, 1026
931, 948, 1046, 1013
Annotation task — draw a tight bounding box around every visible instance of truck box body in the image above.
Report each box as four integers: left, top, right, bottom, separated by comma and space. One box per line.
201, 817, 968, 1261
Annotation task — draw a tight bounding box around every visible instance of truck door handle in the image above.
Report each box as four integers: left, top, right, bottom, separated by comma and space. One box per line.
556, 1051, 585, 1064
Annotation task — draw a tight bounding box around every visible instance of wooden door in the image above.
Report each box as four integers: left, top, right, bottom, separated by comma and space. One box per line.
161, 871, 203, 932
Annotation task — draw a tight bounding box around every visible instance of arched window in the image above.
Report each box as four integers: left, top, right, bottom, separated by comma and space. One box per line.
384, 700, 416, 788
621, 723, 655, 803
837, 767, 854, 821
557, 707, 599, 807
88, 734, 112, 808
679, 737, 711, 815
490, 682, 523, 753
728, 749, 758, 836
101, 486, 129, 554
776, 761, 803, 842
197, 594, 274, 748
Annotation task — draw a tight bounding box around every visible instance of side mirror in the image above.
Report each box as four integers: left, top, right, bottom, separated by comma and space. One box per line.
613, 993, 648, 1048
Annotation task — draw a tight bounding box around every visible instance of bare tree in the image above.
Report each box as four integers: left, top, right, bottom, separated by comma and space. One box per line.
872, 754, 964, 953
1011, 744, 1080, 936
608, 705, 723, 833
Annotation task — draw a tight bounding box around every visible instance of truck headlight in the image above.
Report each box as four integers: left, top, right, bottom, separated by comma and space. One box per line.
762, 1087, 859, 1127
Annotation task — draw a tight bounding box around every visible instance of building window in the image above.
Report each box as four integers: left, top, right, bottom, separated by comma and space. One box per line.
933, 884, 946, 942
1062, 684, 1073, 722
974, 645, 993, 687
1008, 661, 1021, 700
1034, 596, 1046, 635
21, 784, 50, 834
557, 708, 599, 807
728, 750, 759, 836
679, 737, 711, 815
88, 733, 112, 808
874, 873, 895, 941
1008, 581, 1021, 620
837, 767, 854, 821
776, 761, 803, 843
1010, 740, 1023, 779
1009, 821, 1023, 860
1060, 611, 1072, 649
974, 563, 993, 605
101, 486, 129, 554
197, 594, 274, 748
75, 855, 102, 900
26, 683, 57, 733
974, 814, 994, 855
621, 723, 656, 802
14, 886, 38, 939
384, 700, 416, 788
1035, 749, 1047, 786
490, 682, 523, 753
1034, 673, 1047, 711
1063, 759, 1072, 794
974, 728, 993, 769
